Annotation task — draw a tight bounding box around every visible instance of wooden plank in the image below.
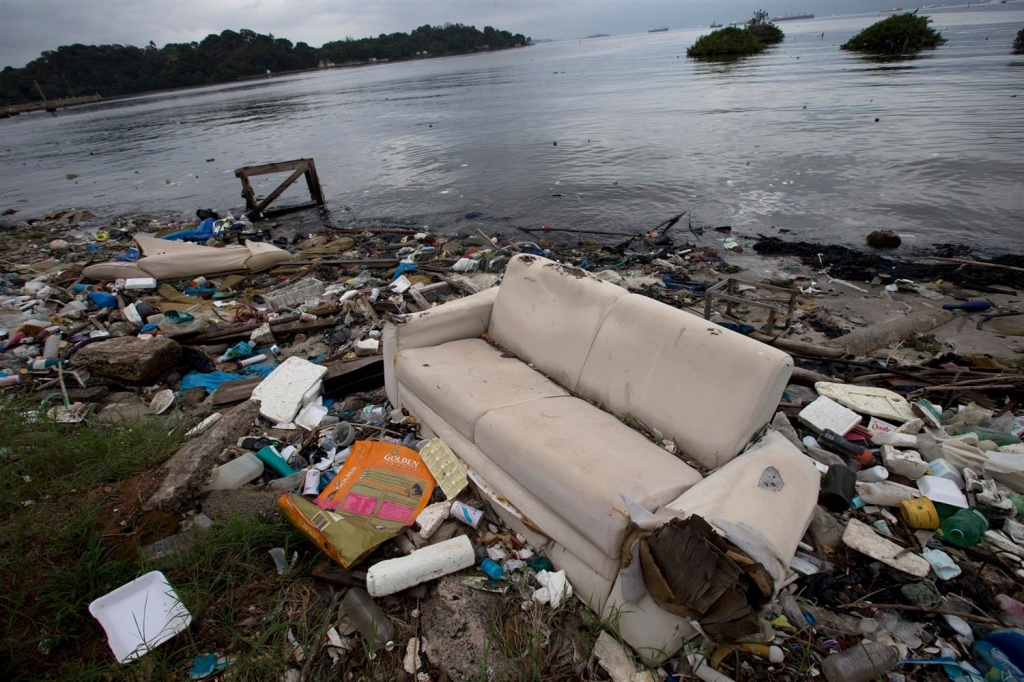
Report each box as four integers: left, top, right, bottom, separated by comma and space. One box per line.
239, 175, 258, 213
209, 377, 263, 405
235, 159, 309, 177
254, 166, 307, 216
304, 157, 325, 206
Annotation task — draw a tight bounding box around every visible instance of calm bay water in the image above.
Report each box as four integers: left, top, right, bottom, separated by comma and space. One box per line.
1, 4, 1021, 248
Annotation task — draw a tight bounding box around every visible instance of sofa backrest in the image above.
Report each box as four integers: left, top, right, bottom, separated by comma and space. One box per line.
488, 255, 626, 392
577, 293, 792, 469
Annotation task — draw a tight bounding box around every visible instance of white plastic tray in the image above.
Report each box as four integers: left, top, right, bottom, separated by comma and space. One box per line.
88, 570, 191, 663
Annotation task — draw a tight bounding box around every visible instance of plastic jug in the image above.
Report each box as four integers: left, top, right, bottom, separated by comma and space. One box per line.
202, 453, 264, 491
940, 508, 988, 547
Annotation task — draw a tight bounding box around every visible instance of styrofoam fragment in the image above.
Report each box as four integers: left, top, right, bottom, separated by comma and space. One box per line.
881, 445, 929, 480
416, 501, 452, 540
252, 357, 328, 423
798, 396, 861, 435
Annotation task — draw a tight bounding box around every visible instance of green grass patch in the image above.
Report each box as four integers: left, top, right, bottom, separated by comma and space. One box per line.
841, 13, 947, 55
0, 396, 186, 512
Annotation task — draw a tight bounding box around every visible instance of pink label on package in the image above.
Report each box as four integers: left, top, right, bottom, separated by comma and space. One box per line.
340, 493, 378, 516
377, 500, 414, 522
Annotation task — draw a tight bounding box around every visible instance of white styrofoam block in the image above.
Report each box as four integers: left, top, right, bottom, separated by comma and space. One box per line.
797, 396, 861, 435
366, 536, 475, 596
881, 445, 929, 480
251, 356, 328, 424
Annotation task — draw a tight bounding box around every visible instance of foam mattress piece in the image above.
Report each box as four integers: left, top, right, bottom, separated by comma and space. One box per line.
251, 356, 327, 424
82, 236, 291, 281
394, 338, 568, 441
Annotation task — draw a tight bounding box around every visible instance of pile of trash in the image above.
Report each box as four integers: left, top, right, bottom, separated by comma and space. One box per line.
3, 203, 1024, 681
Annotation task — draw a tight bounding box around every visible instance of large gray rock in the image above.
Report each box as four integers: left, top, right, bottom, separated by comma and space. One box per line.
72, 336, 181, 384
422, 575, 509, 681
145, 400, 261, 514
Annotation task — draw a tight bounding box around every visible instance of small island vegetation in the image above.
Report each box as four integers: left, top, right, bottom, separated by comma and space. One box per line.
841, 13, 947, 55
687, 10, 783, 59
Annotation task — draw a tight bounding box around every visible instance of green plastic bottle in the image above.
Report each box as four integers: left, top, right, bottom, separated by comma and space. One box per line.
952, 427, 1021, 447
1007, 492, 1024, 520
940, 508, 988, 547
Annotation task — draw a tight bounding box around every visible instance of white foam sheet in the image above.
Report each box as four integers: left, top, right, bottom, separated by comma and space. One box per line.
88, 571, 191, 663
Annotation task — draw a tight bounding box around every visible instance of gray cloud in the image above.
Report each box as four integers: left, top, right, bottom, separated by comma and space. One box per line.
1, 0, 913, 69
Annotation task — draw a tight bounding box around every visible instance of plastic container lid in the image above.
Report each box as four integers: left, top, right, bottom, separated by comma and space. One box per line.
917, 475, 968, 509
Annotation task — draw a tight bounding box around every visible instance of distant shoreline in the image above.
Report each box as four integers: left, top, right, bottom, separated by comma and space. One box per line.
5, 43, 534, 112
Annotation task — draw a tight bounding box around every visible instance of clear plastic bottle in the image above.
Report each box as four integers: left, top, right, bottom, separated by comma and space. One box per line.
267, 470, 305, 492
343, 587, 394, 651
822, 641, 899, 682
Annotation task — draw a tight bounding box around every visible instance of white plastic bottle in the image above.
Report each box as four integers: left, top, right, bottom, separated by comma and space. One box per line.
202, 453, 264, 491
366, 535, 475, 597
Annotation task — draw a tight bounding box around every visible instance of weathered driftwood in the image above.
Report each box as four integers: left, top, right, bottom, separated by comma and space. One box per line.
826, 309, 954, 357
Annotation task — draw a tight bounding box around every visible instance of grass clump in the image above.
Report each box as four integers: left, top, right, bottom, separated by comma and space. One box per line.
687, 10, 783, 59
1014, 28, 1024, 54
842, 13, 947, 55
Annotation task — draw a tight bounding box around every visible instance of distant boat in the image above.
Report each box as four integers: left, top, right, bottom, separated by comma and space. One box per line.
880, 5, 904, 12
773, 14, 815, 21
709, 22, 723, 28
648, 27, 669, 33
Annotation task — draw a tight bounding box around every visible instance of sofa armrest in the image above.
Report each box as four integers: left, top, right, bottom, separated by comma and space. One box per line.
383, 286, 499, 408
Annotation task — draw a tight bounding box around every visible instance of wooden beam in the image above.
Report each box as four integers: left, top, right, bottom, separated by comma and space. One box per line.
254, 166, 307, 216
235, 159, 310, 177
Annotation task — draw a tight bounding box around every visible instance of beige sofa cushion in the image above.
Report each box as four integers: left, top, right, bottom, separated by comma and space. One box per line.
474, 396, 702, 557
394, 338, 567, 441
487, 255, 626, 391
397, 384, 620, 579
578, 294, 792, 469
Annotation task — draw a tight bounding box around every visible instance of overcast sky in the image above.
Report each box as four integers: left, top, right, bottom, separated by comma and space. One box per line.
2, 0, 918, 69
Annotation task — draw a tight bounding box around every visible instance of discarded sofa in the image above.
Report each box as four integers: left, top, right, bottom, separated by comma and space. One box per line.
383, 254, 820, 662
82, 235, 291, 281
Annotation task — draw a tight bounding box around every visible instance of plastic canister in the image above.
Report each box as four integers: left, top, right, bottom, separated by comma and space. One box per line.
256, 446, 296, 478
819, 465, 858, 512
450, 501, 483, 529
202, 453, 264, 491
940, 508, 988, 547
856, 466, 889, 483
926, 458, 966, 488
366, 535, 475, 597
900, 497, 940, 530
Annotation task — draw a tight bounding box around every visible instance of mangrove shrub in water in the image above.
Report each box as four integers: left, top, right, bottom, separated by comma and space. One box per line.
1014, 28, 1024, 54
687, 11, 784, 58
841, 14, 947, 55
746, 10, 785, 46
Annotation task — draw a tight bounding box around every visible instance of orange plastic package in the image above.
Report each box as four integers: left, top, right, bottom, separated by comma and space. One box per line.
277, 440, 436, 567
